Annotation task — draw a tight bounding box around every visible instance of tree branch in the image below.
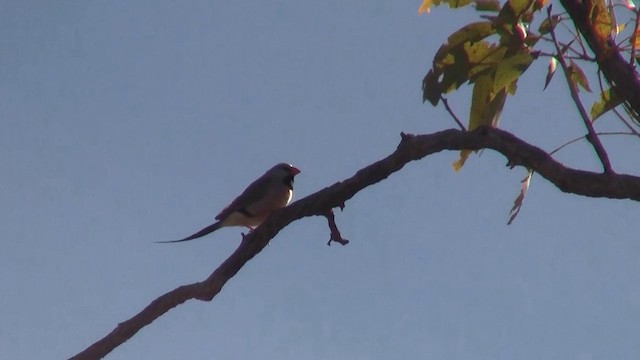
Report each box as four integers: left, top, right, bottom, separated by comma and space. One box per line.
548, 6, 615, 173
559, 0, 640, 116
324, 209, 349, 246
70, 126, 640, 360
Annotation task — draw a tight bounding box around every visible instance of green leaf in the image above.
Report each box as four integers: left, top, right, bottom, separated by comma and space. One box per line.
422, 70, 442, 105
469, 73, 508, 130
439, 22, 496, 56
475, 0, 501, 12
422, 45, 474, 104
496, 0, 534, 27
493, 52, 534, 99
568, 60, 592, 92
591, 0, 613, 40
453, 74, 507, 171
423, 22, 497, 105
465, 41, 506, 81
590, 88, 623, 121
508, 0, 534, 16
538, 15, 560, 35
441, 0, 475, 9
419, 0, 476, 13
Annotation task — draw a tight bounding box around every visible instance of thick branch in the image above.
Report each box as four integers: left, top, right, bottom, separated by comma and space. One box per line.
70, 127, 640, 360
559, 0, 640, 115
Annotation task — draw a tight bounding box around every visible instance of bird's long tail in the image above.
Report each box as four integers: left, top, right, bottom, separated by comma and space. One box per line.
155, 221, 223, 243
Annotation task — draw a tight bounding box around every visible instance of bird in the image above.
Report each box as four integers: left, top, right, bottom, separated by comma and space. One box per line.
156, 163, 301, 243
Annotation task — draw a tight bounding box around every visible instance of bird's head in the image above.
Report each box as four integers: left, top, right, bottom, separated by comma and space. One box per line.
272, 162, 300, 176
270, 163, 300, 189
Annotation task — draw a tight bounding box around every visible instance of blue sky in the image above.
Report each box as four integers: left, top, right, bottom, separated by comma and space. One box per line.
1, 2, 639, 359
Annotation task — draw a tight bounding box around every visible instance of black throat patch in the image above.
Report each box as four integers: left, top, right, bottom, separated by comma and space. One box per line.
283, 175, 294, 190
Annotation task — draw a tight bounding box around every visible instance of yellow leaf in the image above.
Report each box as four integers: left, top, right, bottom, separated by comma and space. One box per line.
590, 0, 612, 40
569, 60, 592, 92
419, 0, 475, 13
590, 88, 622, 121
453, 150, 472, 171
470, 74, 507, 129
493, 51, 534, 96
631, 27, 640, 48
418, 0, 433, 13
475, 0, 501, 12
508, 0, 534, 16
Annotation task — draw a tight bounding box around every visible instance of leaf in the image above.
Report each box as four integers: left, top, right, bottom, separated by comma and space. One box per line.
466, 41, 506, 81
506, 80, 518, 95
422, 22, 497, 105
422, 70, 442, 105
454, 76, 508, 172
508, 0, 534, 16
469, 73, 508, 129
544, 57, 557, 90
590, 88, 623, 121
452, 149, 472, 171
418, 0, 475, 13
590, 0, 613, 40
453, 73, 507, 171
538, 15, 560, 35
508, 170, 533, 225
475, 0, 502, 12
631, 26, 640, 48
493, 51, 534, 97
422, 46, 472, 105
442, 21, 496, 51
568, 60, 592, 92
418, 0, 432, 13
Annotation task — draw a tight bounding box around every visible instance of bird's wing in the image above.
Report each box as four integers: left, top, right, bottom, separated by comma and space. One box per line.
215, 175, 273, 221
155, 221, 223, 243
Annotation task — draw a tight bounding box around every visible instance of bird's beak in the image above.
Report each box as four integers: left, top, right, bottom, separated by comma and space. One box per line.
290, 166, 301, 175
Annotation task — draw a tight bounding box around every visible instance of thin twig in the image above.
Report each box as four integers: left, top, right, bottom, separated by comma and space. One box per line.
612, 108, 640, 136
537, 50, 596, 61
569, 19, 589, 57
539, 36, 597, 61
440, 95, 466, 130
547, 6, 615, 173
550, 131, 635, 155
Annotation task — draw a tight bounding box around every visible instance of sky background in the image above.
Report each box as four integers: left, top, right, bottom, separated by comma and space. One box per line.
1, 1, 639, 359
